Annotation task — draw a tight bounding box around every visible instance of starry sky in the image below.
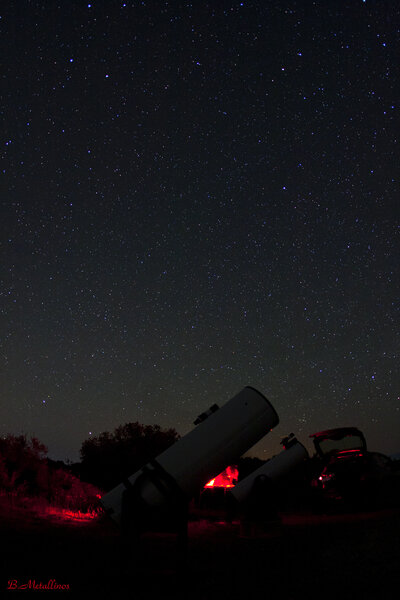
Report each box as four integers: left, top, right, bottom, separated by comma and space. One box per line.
2, 0, 399, 463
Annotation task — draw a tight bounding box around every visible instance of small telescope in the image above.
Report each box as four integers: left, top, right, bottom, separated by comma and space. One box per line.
230, 438, 309, 505
100, 386, 279, 524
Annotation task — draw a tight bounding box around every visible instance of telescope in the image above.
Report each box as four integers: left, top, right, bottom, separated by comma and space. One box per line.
230, 438, 309, 505
100, 386, 279, 524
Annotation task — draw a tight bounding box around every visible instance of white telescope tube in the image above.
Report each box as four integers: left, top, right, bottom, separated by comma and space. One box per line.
230, 441, 308, 504
101, 386, 279, 523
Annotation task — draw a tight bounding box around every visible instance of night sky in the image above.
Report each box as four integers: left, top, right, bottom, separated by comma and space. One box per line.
2, 1, 399, 464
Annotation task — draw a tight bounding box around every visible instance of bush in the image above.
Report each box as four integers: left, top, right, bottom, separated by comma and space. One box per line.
0, 434, 102, 513
80, 422, 180, 491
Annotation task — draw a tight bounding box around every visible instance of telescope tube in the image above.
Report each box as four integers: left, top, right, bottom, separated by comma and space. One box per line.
230, 441, 308, 504
101, 386, 279, 523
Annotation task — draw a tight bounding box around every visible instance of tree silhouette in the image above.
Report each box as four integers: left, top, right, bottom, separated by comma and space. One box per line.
79, 422, 180, 491
0, 434, 48, 496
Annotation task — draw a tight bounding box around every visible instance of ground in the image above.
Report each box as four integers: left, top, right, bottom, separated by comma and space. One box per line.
1, 500, 399, 599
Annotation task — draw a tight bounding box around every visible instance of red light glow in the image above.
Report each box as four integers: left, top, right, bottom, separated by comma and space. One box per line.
45, 506, 99, 522
204, 465, 238, 489
336, 449, 364, 458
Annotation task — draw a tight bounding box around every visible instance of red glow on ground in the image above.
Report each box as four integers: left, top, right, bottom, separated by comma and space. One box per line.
45, 506, 99, 523
205, 465, 238, 488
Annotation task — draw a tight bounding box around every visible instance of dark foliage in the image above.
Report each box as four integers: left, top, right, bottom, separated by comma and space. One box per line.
79, 422, 180, 491
0, 434, 48, 496
0, 434, 101, 512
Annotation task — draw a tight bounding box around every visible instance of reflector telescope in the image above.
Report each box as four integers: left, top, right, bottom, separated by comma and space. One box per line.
101, 386, 279, 523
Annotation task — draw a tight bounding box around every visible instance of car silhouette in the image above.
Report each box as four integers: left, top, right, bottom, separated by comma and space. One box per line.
309, 427, 399, 510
